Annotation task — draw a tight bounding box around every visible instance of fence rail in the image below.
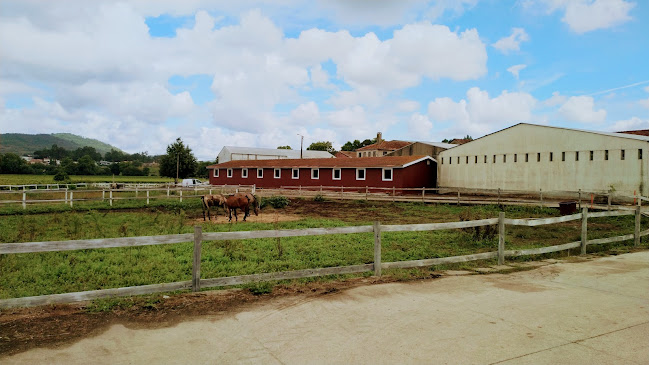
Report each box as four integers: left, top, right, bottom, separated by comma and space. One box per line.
0, 206, 645, 309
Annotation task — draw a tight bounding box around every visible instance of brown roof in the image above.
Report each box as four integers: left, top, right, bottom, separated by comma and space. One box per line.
356, 140, 411, 151
449, 138, 472, 145
617, 129, 649, 137
335, 151, 354, 158
207, 155, 432, 169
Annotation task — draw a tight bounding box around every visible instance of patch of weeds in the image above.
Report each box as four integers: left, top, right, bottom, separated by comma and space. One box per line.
261, 196, 290, 209
244, 281, 274, 295
313, 194, 327, 202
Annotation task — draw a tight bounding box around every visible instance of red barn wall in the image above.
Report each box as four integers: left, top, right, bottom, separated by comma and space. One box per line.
208, 160, 437, 189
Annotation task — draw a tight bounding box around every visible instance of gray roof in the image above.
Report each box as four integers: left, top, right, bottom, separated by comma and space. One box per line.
220, 146, 334, 159
413, 141, 458, 149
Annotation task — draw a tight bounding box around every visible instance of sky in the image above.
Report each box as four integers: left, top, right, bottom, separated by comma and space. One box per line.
1, 0, 648, 161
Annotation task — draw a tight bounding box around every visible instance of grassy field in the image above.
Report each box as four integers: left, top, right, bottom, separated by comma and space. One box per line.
0, 199, 646, 299
0, 174, 174, 185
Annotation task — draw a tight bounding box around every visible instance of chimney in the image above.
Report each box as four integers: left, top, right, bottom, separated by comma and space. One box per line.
377, 132, 383, 144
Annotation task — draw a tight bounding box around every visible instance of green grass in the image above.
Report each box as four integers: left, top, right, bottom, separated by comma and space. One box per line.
0, 202, 646, 300
0, 174, 174, 185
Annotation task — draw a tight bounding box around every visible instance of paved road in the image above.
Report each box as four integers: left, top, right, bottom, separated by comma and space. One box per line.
6, 252, 649, 364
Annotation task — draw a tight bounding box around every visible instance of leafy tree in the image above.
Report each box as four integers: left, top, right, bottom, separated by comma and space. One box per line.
340, 138, 377, 151
109, 162, 120, 175
158, 138, 198, 182
72, 146, 102, 161
277, 145, 292, 150
307, 141, 336, 154
131, 151, 155, 163
61, 157, 77, 175
0, 153, 31, 174
196, 160, 216, 178
104, 149, 128, 162
76, 155, 98, 175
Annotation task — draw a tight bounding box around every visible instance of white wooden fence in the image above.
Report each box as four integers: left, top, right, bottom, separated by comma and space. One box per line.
0, 207, 645, 309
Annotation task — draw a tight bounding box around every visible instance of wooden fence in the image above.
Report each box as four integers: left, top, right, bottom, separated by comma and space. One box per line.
0, 184, 256, 209
2, 183, 643, 211
0, 207, 646, 309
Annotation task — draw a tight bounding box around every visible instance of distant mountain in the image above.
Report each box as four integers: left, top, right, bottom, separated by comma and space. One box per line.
0, 133, 123, 156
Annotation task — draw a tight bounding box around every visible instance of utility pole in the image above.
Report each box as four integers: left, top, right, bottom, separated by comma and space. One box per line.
298, 134, 304, 159
175, 152, 179, 185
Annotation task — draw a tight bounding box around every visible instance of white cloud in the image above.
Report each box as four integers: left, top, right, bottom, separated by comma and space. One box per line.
558, 96, 606, 123
406, 113, 433, 140
606, 117, 649, 132
427, 87, 538, 136
492, 28, 529, 53
396, 100, 421, 113
638, 99, 649, 109
544, 91, 567, 107
542, 0, 635, 34
507, 64, 527, 79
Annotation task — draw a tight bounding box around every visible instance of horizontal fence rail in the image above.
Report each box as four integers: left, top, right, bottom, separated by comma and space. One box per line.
0, 206, 645, 309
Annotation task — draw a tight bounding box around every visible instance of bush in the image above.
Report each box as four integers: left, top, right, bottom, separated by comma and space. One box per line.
261, 195, 290, 209
53, 169, 70, 182
314, 194, 327, 202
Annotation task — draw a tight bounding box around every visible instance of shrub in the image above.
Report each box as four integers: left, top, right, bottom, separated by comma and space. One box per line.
53, 170, 69, 182
261, 195, 290, 209
314, 194, 327, 202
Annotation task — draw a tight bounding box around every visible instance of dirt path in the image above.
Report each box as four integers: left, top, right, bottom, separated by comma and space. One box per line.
3, 252, 648, 364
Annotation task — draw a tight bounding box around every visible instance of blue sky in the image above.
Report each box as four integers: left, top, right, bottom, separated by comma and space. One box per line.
0, 0, 647, 160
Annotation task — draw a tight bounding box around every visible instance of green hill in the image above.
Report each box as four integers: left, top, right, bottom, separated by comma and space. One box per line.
0, 133, 123, 156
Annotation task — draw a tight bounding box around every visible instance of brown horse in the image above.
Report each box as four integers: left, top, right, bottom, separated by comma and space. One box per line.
224, 193, 259, 222
201, 194, 226, 221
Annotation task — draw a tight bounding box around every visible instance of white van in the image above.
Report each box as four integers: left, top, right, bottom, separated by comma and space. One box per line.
181, 179, 206, 187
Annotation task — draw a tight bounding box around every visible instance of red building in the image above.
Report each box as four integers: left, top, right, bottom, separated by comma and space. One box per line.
206, 155, 437, 189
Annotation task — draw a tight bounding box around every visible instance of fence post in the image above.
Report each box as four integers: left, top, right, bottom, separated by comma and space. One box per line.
373, 221, 382, 277
422, 187, 425, 201
167, 186, 170, 197
192, 226, 202, 292
135, 187, 138, 198
457, 190, 460, 206
146, 190, 150, 205
64, 188, 68, 204
607, 190, 611, 211
581, 207, 588, 255
102, 190, 105, 202
498, 188, 501, 206
341, 186, 344, 199
392, 186, 396, 202
498, 212, 505, 265
109, 190, 113, 207
180, 189, 183, 203
578, 189, 582, 210
22, 191, 26, 210
69, 191, 73, 208
365, 186, 368, 200
539, 189, 543, 207
635, 206, 641, 247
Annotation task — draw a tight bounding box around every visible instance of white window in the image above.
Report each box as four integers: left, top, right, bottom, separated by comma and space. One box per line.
332, 168, 341, 180
241, 168, 248, 178
292, 168, 299, 179
274, 168, 281, 179
382, 168, 393, 181
227, 168, 233, 178
213, 169, 219, 177
311, 168, 319, 179
257, 168, 263, 178
356, 168, 366, 180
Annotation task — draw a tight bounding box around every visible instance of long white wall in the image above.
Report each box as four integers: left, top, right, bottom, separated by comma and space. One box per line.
438, 124, 648, 196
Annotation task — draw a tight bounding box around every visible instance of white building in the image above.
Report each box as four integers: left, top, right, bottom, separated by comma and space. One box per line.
217, 146, 335, 164
438, 123, 648, 197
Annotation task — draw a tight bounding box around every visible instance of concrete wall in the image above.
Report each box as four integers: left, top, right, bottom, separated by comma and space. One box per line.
388, 142, 448, 161
438, 124, 648, 196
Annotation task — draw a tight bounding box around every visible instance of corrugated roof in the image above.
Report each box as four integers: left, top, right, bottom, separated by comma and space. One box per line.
207, 155, 433, 169
356, 140, 411, 151
220, 146, 334, 159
